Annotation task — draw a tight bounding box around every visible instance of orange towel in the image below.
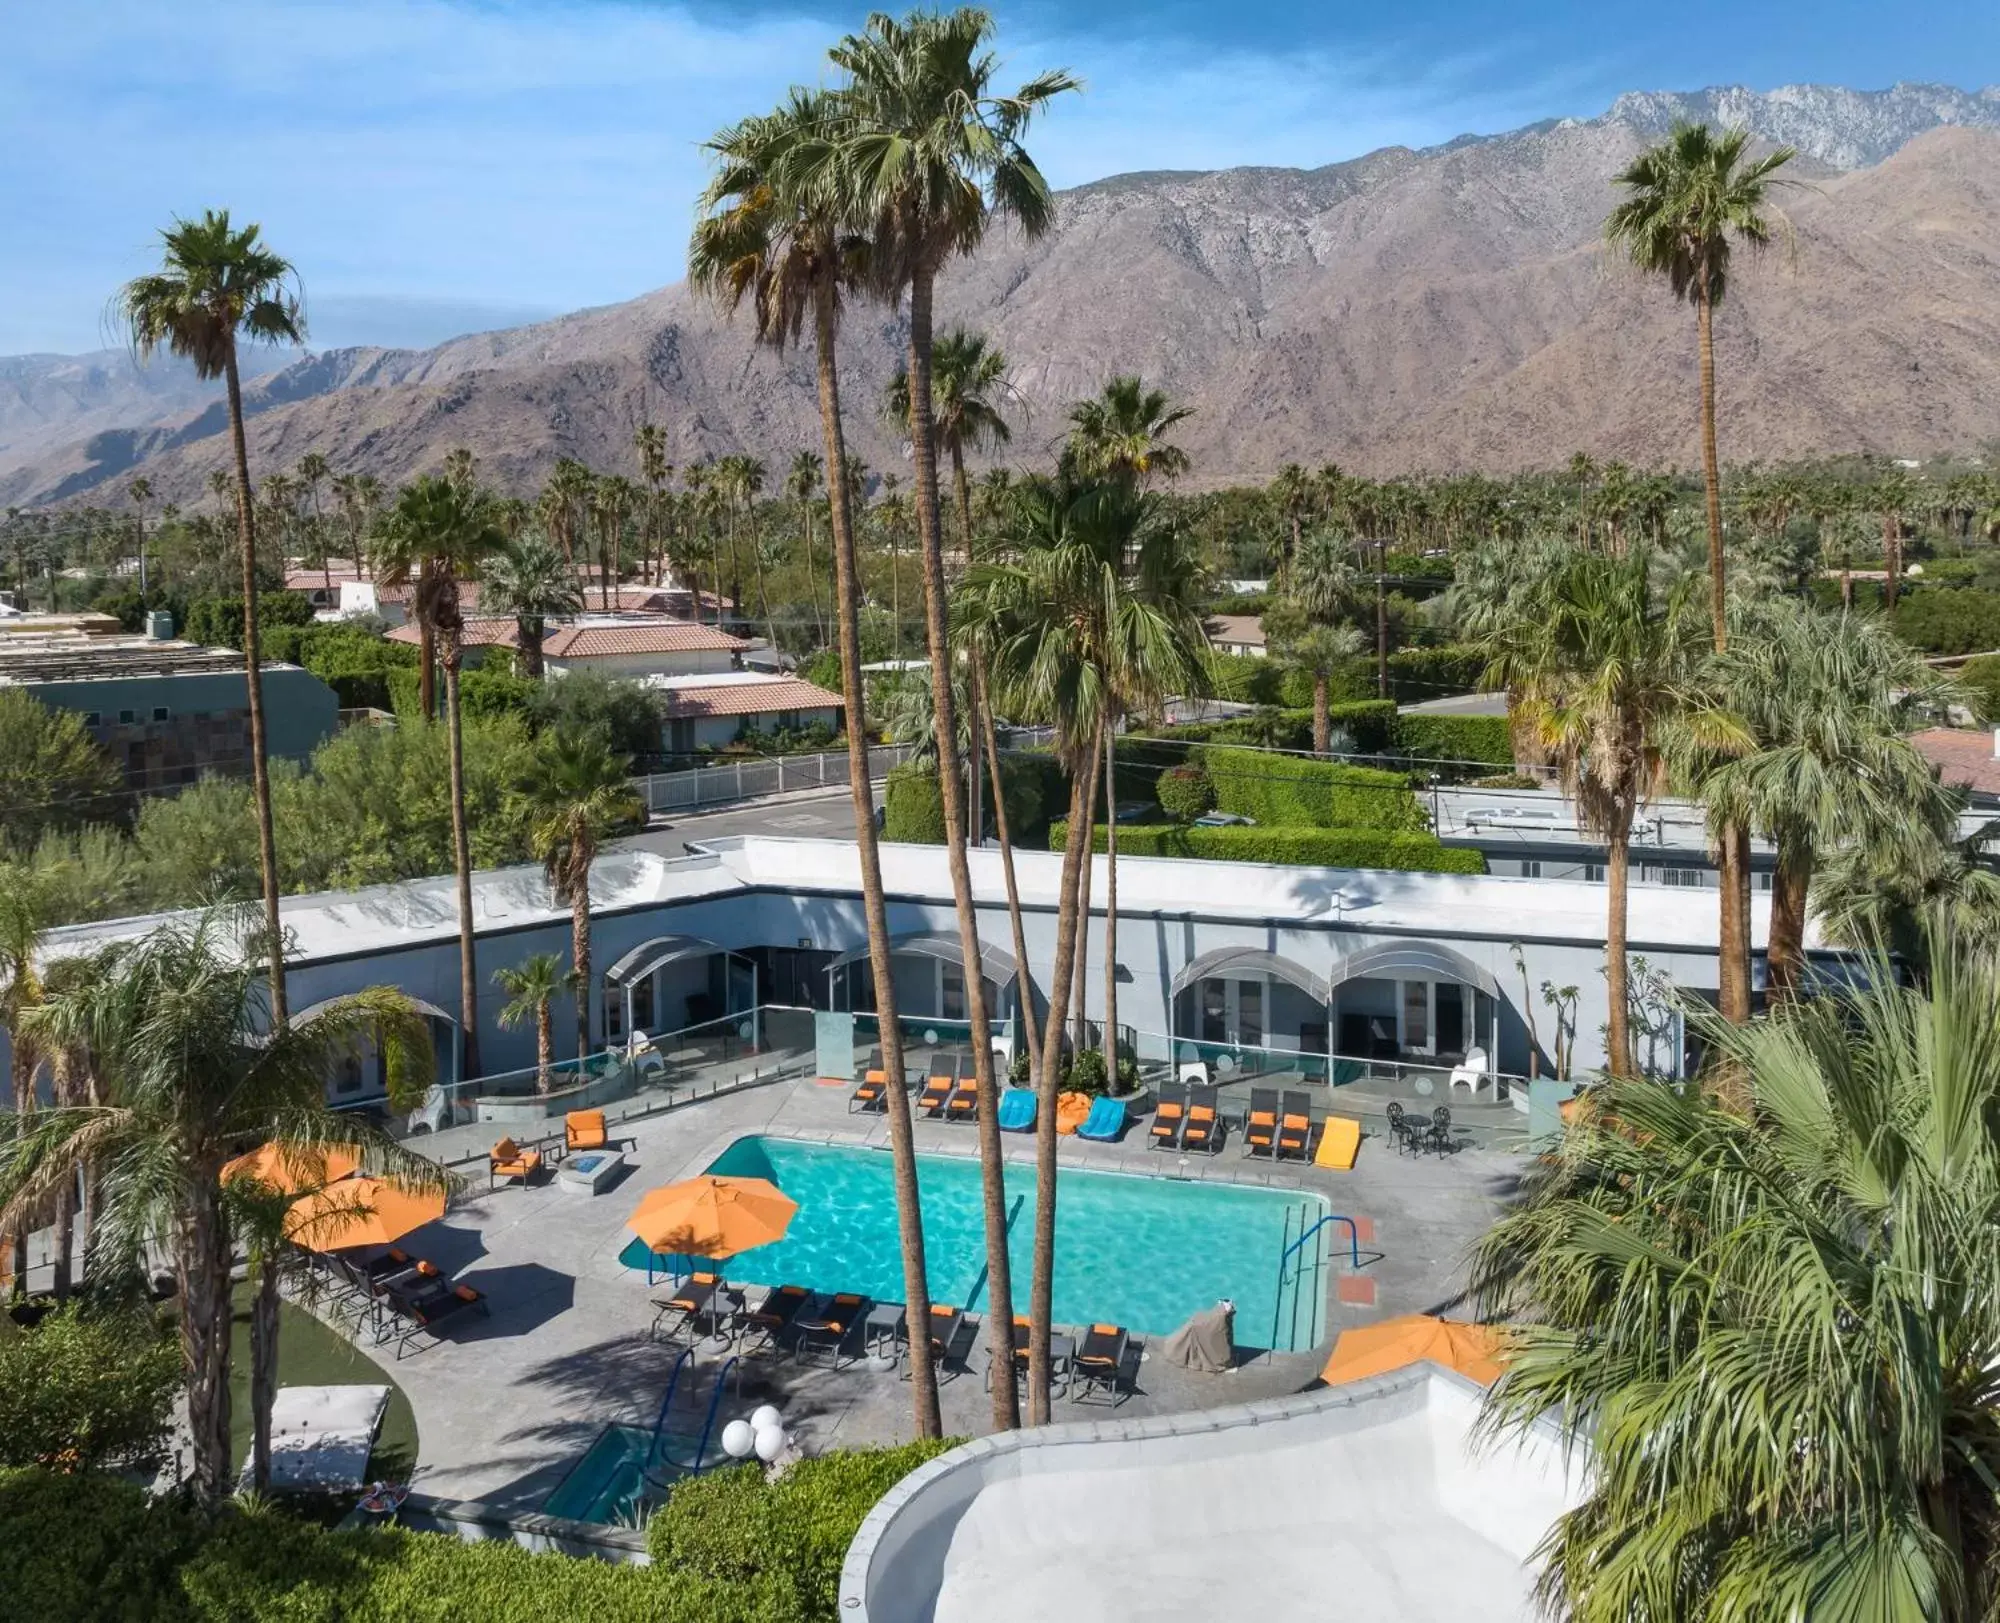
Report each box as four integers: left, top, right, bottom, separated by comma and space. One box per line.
1056, 1092, 1093, 1136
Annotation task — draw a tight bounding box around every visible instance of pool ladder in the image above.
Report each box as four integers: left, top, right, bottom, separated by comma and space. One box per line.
1269, 1203, 1348, 1354
644, 1348, 738, 1489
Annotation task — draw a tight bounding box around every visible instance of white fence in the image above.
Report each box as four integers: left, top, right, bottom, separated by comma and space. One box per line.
631, 743, 918, 818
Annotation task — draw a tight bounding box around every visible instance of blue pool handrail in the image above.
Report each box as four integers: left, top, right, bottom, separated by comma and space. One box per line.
645, 1347, 696, 1477
1286, 1213, 1360, 1272
649, 1354, 739, 1481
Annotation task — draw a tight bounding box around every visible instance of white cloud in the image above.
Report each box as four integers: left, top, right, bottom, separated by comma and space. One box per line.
1, 0, 1610, 353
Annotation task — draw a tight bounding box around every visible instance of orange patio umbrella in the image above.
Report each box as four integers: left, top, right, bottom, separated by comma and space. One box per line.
628, 1175, 797, 1260
283, 1176, 447, 1252
1321, 1314, 1508, 1388
223, 1142, 362, 1194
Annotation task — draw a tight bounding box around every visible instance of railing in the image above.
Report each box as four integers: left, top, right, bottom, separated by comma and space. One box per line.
1270, 1200, 1334, 1354
631, 744, 916, 818
1133, 1030, 1529, 1101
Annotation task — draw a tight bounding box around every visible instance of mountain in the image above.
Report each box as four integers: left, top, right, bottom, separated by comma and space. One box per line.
4, 81, 1998, 507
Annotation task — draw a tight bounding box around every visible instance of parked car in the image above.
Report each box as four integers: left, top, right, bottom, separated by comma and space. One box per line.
1193, 811, 1256, 827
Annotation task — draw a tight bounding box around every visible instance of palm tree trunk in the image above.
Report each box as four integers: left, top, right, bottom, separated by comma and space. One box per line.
521, 622, 545, 680
600, 520, 613, 612
903, 267, 1016, 1434
1031, 760, 1092, 1426
536, 1000, 553, 1095
443, 652, 481, 1079
1102, 722, 1120, 1087
814, 280, 940, 1435
571, 888, 592, 1065
1697, 280, 1727, 653
250, 1248, 281, 1491
9, 1059, 30, 1295
1070, 735, 1103, 1055
224, 351, 287, 1027
802, 502, 826, 648
178, 1178, 235, 1503
1765, 837, 1810, 1005
418, 621, 437, 719
1604, 799, 1636, 1079
975, 652, 1038, 1091
1883, 513, 1902, 613
50, 1172, 75, 1302
1313, 675, 1331, 756
1723, 824, 1753, 1021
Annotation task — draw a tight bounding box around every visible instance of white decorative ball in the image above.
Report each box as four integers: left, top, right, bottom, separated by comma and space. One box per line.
754, 1425, 786, 1462
720, 1420, 756, 1458
750, 1404, 783, 1433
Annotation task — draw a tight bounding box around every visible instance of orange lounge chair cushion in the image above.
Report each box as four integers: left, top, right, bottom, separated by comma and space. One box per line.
566, 1111, 608, 1148
1056, 1092, 1093, 1135
491, 1136, 519, 1160
492, 1149, 542, 1178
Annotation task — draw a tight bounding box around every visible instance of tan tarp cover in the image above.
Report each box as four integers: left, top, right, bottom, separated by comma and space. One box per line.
1161, 1301, 1236, 1373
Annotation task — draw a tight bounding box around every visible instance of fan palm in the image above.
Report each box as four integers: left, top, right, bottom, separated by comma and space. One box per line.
116, 210, 305, 1023
482, 530, 584, 678
1, 909, 446, 1503
1276, 532, 1362, 754
375, 476, 505, 1076
1474, 928, 2000, 1618
690, 83, 958, 1433
1480, 545, 1719, 1077
516, 729, 640, 1068
126, 476, 153, 598
885, 327, 1017, 555
1065, 375, 1192, 488
494, 952, 571, 1094
0, 867, 53, 1295
785, 449, 828, 645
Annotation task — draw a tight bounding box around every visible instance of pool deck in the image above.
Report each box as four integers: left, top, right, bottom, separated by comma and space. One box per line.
334, 1073, 1525, 1510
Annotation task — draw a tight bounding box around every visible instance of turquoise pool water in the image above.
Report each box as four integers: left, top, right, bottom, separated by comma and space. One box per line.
618, 1136, 1328, 1351
543, 1424, 704, 1524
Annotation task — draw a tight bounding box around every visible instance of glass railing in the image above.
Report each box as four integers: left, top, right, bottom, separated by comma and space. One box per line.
1133, 1030, 1528, 1103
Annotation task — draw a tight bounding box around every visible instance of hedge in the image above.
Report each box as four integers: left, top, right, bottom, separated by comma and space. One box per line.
1052, 821, 1485, 874
882, 763, 947, 843
1892, 588, 2000, 656
1390, 713, 1512, 769
182, 593, 314, 651
0, 1439, 953, 1623
1960, 654, 2000, 723
1199, 746, 1424, 832
1385, 644, 1487, 701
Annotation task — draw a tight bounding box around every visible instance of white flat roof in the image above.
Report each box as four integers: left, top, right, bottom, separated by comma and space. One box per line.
38, 831, 1788, 973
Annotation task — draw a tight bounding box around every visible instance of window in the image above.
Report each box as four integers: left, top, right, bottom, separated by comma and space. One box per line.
1584, 863, 1605, 883
118, 709, 137, 725
1661, 867, 1707, 890
1237, 978, 1263, 1047
83, 712, 101, 727
940, 962, 966, 1021
1753, 872, 1773, 892
1200, 979, 1227, 1045
602, 985, 625, 1042
1436, 982, 1467, 1055
152, 706, 170, 722
1519, 860, 1543, 878
630, 975, 656, 1035
334, 1056, 363, 1096
1401, 981, 1430, 1053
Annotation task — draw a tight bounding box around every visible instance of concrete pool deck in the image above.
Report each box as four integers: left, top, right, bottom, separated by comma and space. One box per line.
332, 1073, 1526, 1509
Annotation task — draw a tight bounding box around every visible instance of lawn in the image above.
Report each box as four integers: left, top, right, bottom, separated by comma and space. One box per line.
224, 1281, 419, 1485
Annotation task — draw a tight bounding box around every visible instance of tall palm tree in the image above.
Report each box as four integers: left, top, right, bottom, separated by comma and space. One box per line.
126, 476, 152, 599
1064, 375, 1192, 487
690, 86, 956, 1434
591, 474, 633, 612
375, 475, 505, 1078
1, 909, 445, 1503
885, 327, 1017, 557
1267, 613, 1367, 755
516, 729, 641, 1065
296, 451, 331, 588
117, 210, 305, 1023
0, 867, 52, 1296
1481, 545, 1718, 1077
1275, 531, 1361, 754
1475, 931, 2000, 1618
633, 423, 671, 586
482, 530, 584, 678
494, 952, 570, 1094
837, 6, 1075, 1423
785, 449, 829, 645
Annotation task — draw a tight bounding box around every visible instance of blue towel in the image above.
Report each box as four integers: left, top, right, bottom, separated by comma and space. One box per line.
997, 1088, 1037, 1132
1076, 1097, 1126, 1141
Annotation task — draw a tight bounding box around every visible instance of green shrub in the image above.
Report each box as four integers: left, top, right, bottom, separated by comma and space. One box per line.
1470, 772, 1544, 790
1959, 654, 2000, 723
1390, 713, 1513, 769
1891, 588, 2000, 655
1385, 643, 1487, 700
883, 764, 946, 843
1051, 820, 1484, 874
0, 688, 127, 851
529, 671, 667, 758
0, 1307, 181, 1472
1156, 763, 1216, 822
458, 664, 541, 724
1325, 700, 1398, 752
1198, 746, 1424, 832
183, 592, 314, 651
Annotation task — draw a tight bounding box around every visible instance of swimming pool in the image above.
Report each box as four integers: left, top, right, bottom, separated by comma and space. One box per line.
619, 1136, 1328, 1351
543, 1424, 704, 1524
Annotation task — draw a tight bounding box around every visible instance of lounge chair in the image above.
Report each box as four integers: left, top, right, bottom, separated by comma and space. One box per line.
739, 1283, 809, 1358
913, 1304, 967, 1380
944, 1063, 981, 1122
848, 1049, 891, 1113
487, 1137, 542, 1190
1314, 1113, 1361, 1171
1149, 1081, 1188, 1150
1179, 1085, 1221, 1154
651, 1271, 721, 1342
390, 1282, 488, 1359
1243, 1088, 1280, 1158
997, 1088, 1037, 1132
794, 1292, 867, 1368
1448, 1047, 1490, 1095
1276, 1092, 1313, 1160
915, 1058, 956, 1118
565, 1109, 632, 1154
1075, 1097, 1126, 1141
1071, 1323, 1130, 1405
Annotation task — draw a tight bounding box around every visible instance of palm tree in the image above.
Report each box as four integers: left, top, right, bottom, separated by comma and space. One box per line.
0, 867, 52, 1296
117, 210, 306, 1023
633, 422, 671, 586
296, 451, 331, 589
482, 530, 584, 678
1267, 614, 1366, 755
1474, 931, 2000, 1617
516, 729, 641, 1065
590, 474, 632, 612
885, 327, 1017, 556
785, 450, 828, 645
1275, 531, 1361, 754
1064, 375, 1192, 487
126, 476, 152, 599
1481, 545, 1716, 1077
837, 7, 1075, 1424
690, 85, 957, 1434
494, 953, 570, 1094
375, 475, 505, 1078
0, 908, 445, 1503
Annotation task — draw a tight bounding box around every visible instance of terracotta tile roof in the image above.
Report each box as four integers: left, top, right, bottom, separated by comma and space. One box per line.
659, 676, 844, 720
1907, 729, 2000, 797
542, 622, 747, 659
385, 617, 519, 649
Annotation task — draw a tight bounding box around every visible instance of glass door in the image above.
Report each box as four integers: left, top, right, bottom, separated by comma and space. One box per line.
1400, 981, 1431, 1054
1435, 982, 1466, 1057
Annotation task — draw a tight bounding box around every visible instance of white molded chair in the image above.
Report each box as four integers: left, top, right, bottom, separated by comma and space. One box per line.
1177, 1060, 1211, 1089
1448, 1047, 1490, 1094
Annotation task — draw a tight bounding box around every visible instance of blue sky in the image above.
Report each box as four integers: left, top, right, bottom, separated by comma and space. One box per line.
6, 0, 1994, 355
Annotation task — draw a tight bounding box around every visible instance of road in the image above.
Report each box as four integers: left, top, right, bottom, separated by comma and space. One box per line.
612, 788, 861, 858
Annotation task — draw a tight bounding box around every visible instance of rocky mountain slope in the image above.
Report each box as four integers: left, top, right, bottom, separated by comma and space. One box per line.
5, 81, 1997, 506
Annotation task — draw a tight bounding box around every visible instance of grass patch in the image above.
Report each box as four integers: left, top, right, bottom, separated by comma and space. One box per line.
224, 1281, 419, 1487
